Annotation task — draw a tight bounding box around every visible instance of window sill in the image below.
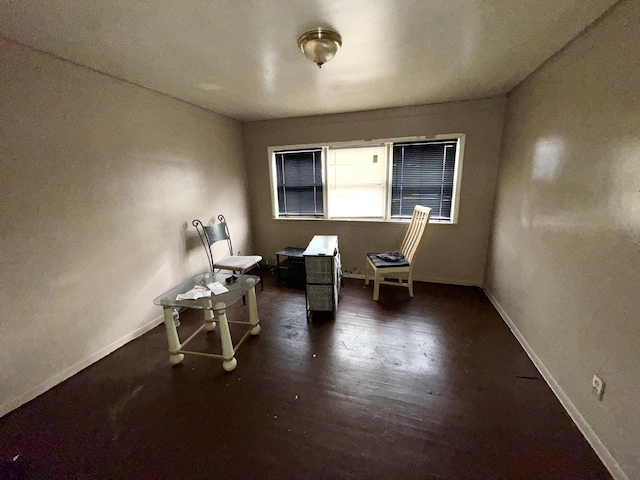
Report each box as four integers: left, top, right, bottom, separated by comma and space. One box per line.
272, 216, 456, 225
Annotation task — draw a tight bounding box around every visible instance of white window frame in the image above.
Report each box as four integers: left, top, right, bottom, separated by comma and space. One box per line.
268, 133, 465, 224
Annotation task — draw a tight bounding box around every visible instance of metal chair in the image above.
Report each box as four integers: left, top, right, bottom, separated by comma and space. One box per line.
364, 206, 432, 301
192, 216, 263, 289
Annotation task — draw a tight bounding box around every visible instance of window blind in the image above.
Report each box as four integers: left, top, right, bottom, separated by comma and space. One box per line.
391, 141, 457, 220
275, 149, 324, 217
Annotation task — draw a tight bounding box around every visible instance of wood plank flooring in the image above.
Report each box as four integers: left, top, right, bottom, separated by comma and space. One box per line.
0, 270, 612, 479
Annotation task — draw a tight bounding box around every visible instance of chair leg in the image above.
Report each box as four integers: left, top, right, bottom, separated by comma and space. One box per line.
408, 271, 414, 297
373, 271, 380, 301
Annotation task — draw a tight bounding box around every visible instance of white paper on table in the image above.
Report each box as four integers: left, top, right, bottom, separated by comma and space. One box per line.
176, 285, 212, 300
207, 282, 229, 295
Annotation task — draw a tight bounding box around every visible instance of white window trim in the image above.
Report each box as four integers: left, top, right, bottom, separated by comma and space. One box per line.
268, 133, 465, 224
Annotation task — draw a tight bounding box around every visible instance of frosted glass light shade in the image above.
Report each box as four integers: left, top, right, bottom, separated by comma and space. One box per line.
297, 28, 342, 68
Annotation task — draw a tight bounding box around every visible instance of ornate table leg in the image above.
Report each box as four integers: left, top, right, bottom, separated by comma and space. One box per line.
203, 298, 217, 332
163, 306, 184, 365
215, 302, 237, 372
247, 285, 261, 335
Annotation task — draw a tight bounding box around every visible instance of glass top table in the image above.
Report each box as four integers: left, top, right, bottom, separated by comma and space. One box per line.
153, 272, 261, 371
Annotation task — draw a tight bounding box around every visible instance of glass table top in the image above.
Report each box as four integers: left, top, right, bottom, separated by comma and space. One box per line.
153, 272, 260, 310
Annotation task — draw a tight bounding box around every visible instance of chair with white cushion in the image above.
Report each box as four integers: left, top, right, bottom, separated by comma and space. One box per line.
365, 205, 431, 301
192, 216, 263, 290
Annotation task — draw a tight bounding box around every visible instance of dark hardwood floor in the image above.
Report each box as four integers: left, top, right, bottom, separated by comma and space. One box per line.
0, 269, 611, 479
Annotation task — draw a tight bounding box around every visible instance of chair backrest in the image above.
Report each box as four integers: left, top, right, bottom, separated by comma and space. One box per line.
192, 215, 234, 273
399, 206, 432, 265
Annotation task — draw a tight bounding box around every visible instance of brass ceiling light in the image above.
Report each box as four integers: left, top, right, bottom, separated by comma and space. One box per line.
297, 28, 342, 68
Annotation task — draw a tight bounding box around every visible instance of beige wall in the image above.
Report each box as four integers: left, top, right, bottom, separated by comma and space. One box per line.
0, 40, 252, 415
484, 1, 640, 478
243, 98, 505, 286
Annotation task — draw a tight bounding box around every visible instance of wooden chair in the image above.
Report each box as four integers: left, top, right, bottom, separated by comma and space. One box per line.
365, 206, 432, 301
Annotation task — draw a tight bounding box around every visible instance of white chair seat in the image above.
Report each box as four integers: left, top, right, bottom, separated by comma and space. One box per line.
215, 255, 263, 272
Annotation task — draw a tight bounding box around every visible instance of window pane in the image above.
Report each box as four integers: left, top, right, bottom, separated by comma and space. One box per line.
327, 146, 387, 218
275, 149, 323, 216
391, 141, 457, 220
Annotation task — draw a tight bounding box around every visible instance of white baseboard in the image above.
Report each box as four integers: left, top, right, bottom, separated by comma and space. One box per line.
483, 288, 629, 480
0, 315, 164, 418
341, 272, 479, 286
342, 272, 365, 279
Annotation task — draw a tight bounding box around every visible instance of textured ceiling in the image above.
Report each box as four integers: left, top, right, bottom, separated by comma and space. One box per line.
0, 0, 618, 122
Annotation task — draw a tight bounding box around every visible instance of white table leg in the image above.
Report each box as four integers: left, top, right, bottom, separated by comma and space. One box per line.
247, 285, 261, 335
203, 298, 217, 331
163, 307, 184, 365
215, 302, 237, 372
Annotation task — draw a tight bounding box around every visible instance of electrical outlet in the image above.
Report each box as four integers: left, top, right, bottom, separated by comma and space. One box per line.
592, 374, 605, 401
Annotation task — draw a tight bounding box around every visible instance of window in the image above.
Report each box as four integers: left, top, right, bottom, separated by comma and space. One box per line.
327, 145, 387, 219
274, 149, 323, 217
391, 140, 458, 220
270, 135, 464, 223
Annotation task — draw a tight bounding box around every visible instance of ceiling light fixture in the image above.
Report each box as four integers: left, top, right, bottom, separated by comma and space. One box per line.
297, 28, 342, 68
